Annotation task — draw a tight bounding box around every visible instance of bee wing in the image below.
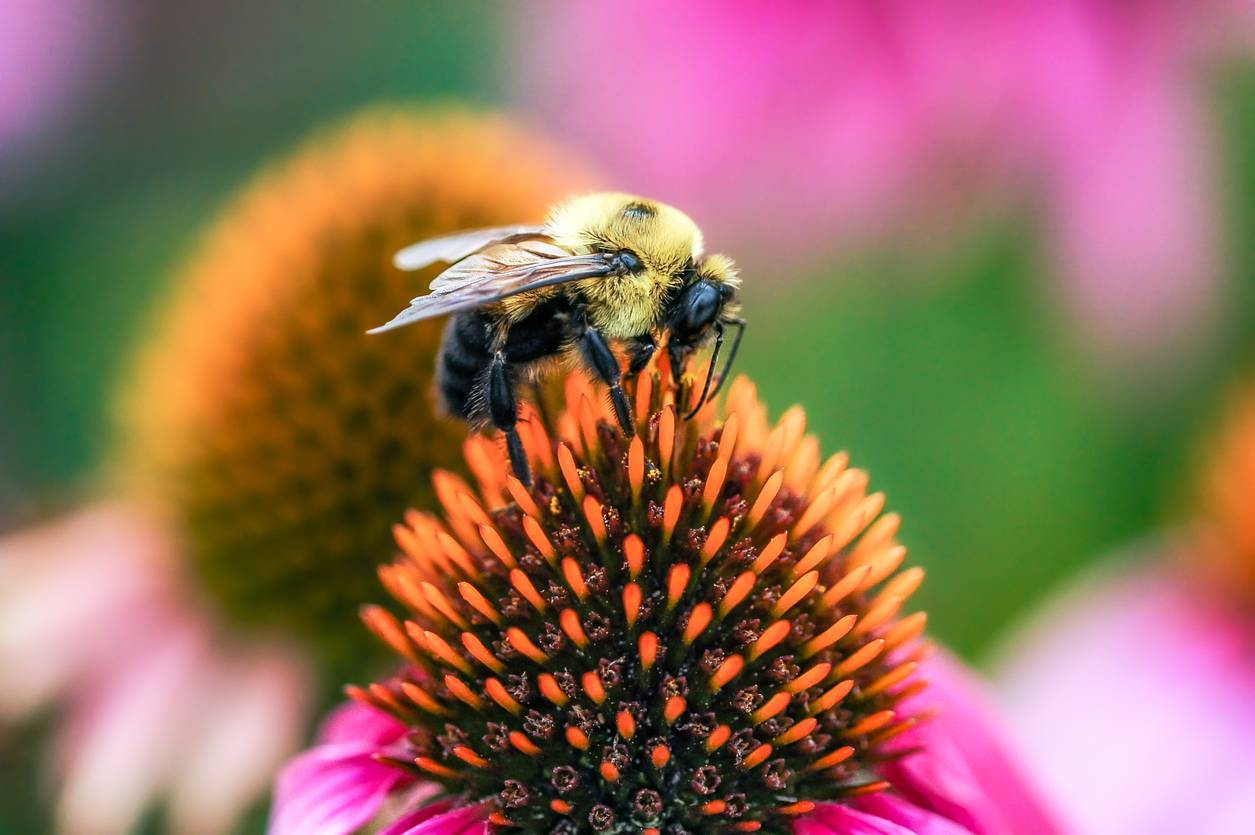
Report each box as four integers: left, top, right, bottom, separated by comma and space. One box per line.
392, 225, 548, 272
368, 247, 612, 334
429, 238, 568, 290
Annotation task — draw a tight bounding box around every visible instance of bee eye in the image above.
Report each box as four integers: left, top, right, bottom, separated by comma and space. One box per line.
612, 250, 643, 273
677, 280, 721, 335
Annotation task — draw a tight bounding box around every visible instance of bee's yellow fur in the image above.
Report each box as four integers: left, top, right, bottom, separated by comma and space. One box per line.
497, 192, 738, 340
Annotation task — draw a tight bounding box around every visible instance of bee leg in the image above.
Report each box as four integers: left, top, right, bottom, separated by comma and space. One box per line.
667, 342, 687, 386
487, 350, 532, 487
579, 322, 635, 438
621, 334, 657, 406
626, 334, 657, 377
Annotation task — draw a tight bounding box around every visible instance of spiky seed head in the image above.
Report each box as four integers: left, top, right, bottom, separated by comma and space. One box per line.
115, 108, 597, 678
357, 361, 931, 832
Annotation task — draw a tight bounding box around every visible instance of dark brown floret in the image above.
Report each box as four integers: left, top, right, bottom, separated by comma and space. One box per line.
588, 804, 615, 830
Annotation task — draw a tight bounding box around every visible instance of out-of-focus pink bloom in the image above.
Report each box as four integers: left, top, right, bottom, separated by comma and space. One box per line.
514, 0, 1249, 363
1012, 1, 1231, 362
1000, 389, 1255, 833
0, 502, 311, 835
0, 0, 119, 155
514, 2, 959, 258
268, 654, 1063, 835
996, 551, 1255, 834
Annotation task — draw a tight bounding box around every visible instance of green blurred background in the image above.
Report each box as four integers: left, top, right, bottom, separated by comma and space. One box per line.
3, 2, 1255, 832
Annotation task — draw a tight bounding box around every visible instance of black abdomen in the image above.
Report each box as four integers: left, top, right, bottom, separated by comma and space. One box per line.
437, 312, 493, 422
437, 301, 572, 425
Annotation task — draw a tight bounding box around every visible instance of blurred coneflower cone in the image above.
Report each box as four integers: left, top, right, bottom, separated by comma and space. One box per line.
0, 108, 596, 835
271, 368, 1064, 835
117, 108, 595, 679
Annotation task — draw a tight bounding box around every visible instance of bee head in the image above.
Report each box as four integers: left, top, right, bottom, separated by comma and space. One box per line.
666, 253, 744, 418
547, 192, 705, 281
669, 254, 740, 346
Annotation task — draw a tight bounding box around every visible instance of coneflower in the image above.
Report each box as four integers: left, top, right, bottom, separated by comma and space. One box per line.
117, 108, 596, 676
0, 108, 596, 835
271, 366, 1063, 834
998, 386, 1255, 833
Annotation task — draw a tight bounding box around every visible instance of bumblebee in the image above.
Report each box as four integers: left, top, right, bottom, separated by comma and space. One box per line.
371, 192, 744, 485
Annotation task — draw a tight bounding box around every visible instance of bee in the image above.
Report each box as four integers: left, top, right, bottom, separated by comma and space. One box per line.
371, 192, 745, 486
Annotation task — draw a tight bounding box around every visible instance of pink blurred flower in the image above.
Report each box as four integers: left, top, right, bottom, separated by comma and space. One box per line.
998, 386, 1255, 832
996, 554, 1255, 834
514, 0, 1249, 362
515, 2, 960, 258
0, 503, 311, 834
1013, 0, 1232, 362
0, 0, 120, 156
268, 653, 1063, 835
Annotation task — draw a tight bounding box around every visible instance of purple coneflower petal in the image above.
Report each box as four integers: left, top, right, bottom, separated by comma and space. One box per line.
384, 802, 487, 835
998, 558, 1255, 833
0, 504, 174, 718
375, 798, 452, 835
168, 647, 311, 834
854, 795, 976, 834
269, 741, 406, 835
319, 699, 408, 746
881, 653, 1066, 835
268, 701, 411, 835
56, 621, 212, 834
798, 800, 946, 834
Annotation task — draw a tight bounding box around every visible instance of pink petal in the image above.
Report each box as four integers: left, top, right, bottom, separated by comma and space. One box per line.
55, 621, 214, 835
997, 556, 1255, 834
388, 802, 487, 835
882, 652, 1066, 834
1, 503, 320, 834
795, 801, 916, 834
319, 699, 407, 746
1048, 67, 1219, 361
168, 645, 312, 835
376, 798, 452, 835
855, 795, 977, 834
1211, 770, 1255, 835
0, 503, 176, 718
268, 740, 404, 835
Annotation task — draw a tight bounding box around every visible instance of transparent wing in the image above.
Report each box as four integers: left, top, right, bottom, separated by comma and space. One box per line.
369, 247, 612, 333
429, 238, 567, 290
392, 225, 548, 272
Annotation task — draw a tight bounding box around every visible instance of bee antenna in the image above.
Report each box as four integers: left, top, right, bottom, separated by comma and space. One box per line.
683, 322, 724, 421
708, 317, 745, 400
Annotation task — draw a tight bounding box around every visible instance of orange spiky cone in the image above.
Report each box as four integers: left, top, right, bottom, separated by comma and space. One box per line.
353, 360, 930, 832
